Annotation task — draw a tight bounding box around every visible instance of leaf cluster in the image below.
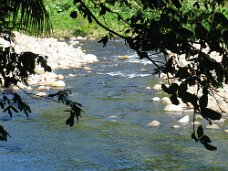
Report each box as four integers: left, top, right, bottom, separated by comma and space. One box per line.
0, 45, 52, 87
48, 90, 83, 127
73, 0, 228, 150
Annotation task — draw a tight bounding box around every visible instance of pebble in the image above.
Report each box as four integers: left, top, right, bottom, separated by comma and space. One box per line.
178, 115, 189, 123
35, 92, 47, 97
8, 85, 19, 91
68, 74, 77, 77
51, 80, 65, 87
206, 123, 220, 129
38, 86, 50, 91
152, 97, 160, 102
83, 54, 98, 63
164, 104, 183, 112
56, 74, 64, 80
195, 114, 203, 120
152, 84, 162, 91
107, 115, 117, 119
172, 125, 181, 128
191, 121, 201, 126
224, 129, 228, 133
161, 97, 171, 104
117, 55, 129, 60
84, 66, 92, 71
147, 120, 161, 127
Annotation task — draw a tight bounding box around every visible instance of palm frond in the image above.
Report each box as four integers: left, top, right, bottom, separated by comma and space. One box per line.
7, 0, 52, 35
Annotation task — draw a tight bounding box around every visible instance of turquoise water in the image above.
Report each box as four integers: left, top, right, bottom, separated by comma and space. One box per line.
0, 40, 227, 170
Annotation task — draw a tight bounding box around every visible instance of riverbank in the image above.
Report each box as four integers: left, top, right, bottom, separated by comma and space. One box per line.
0, 32, 98, 94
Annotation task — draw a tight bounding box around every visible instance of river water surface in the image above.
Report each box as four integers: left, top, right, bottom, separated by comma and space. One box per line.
0, 40, 227, 171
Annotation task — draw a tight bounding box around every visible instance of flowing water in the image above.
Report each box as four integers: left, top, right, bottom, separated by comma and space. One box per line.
0, 40, 227, 171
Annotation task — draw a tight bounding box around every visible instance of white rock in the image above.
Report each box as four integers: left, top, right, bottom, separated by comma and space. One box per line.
152, 97, 160, 102
159, 73, 168, 79
161, 97, 171, 104
84, 66, 92, 71
56, 74, 64, 80
164, 104, 183, 112
213, 118, 226, 123
178, 115, 190, 123
76, 36, 85, 40
117, 55, 129, 60
9, 85, 19, 91
206, 123, 220, 129
147, 120, 160, 127
38, 86, 50, 91
83, 54, 98, 63
172, 125, 181, 128
107, 115, 117, 119
0, 37, 11, 47
68, 74, 77, 77
195, 115, 203, 120
51, 80, 65, 87
34, 65, 45, 75
191, 121, 201, 126
17, 82, 27, 89
153, 84, 162, 91
69, 37, 77, 41
25, 86, 32, 91
145, 87, 151, 90
35, 92, 47, 97
224, 129, 228, 133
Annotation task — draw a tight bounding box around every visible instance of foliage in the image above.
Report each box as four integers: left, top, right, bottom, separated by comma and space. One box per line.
71, 0, 228, 150
0, 0, 51, 35
0, 0, 81, 141
44, 0, 130, 38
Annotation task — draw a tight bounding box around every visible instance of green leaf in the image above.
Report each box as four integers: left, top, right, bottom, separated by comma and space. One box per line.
162, 84, 172, 94
191, 133, 198, 142
11, 106, 19, 113
70, 11, 77, 19
66, 114, 75, 127
0, 125, 10, 142
170, 94, 179, 105
223, 31, 228, 44
201, 108, 222, 120
199, 95, 208, 109
195, 24, 208, 40
169, 83, 179, 94
199, 135, 212, 144
8, 109, 12, 118
203, 88, 209, 95
98, 36, 108, 47
203, 143, 217, 151
175, 67, 191, 79
214, 12, 228, 27
178, 82, 187, 95
73, 0, 80, 4
178, 27, 193, 39
197, 125, 204, 139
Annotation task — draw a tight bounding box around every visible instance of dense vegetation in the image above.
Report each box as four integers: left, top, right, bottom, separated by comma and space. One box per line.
44, 0, 128, 38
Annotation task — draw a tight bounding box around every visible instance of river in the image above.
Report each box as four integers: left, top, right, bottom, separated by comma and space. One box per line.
0, 40, 227, 171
